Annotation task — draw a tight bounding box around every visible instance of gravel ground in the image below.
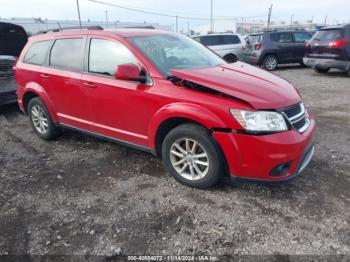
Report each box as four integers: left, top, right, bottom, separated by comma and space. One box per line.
0, 67, 349, 260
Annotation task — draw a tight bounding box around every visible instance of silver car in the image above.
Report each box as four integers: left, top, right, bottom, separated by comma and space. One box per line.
192, 33, 246, 63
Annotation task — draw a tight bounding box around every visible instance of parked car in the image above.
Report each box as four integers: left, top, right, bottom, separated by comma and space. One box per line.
14, 28, 315, 188
244, 30, 312, 70
0, 56, 18, 106
192, 33, 246, 63
0, 22, 28, 106
303, 24, 350, 76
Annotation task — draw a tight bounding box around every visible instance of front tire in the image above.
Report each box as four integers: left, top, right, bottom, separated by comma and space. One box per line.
161, 123, 225, 189
263, 55, 278, 71
28, 97, 61, 140
314, 67, 330, 74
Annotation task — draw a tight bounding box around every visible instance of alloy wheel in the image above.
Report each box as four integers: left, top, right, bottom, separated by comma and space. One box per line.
169, 138, 209, 181
31, 105, 49, 134
264, 56, 277, 70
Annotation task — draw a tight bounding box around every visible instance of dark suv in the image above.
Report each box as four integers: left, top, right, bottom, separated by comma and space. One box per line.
244, 30, 312, 70
303, 24, 350, 76
0, 22, 28, 106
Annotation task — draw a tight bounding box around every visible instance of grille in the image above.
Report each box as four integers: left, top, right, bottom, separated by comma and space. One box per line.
281, 103, 310, 133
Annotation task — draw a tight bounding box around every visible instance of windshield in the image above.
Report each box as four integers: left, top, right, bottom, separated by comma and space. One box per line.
128, 34, 225, 76
247, 34, 262, 45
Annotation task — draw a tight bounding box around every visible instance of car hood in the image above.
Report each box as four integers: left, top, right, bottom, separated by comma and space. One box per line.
170, 62, 301, 109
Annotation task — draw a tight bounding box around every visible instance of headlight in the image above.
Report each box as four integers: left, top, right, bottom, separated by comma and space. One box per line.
230, 109, 288, 132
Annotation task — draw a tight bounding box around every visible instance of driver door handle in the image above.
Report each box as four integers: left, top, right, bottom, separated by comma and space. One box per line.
83, 82, 96, 88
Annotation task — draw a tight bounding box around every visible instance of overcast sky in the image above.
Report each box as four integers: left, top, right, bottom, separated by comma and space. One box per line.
1, 0, 349, 30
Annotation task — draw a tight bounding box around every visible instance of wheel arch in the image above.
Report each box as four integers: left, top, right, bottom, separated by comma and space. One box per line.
148, 102, 228, 156
22, 82, 58, 122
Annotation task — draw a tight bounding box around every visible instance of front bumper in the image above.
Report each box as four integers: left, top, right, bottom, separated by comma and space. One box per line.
303, 57, 350, 71
213, 115, 316, 182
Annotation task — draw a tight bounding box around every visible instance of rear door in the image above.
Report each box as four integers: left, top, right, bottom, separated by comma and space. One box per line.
41, 36, 89, 130
292, 31, 312, 60
270, 32, 295, 63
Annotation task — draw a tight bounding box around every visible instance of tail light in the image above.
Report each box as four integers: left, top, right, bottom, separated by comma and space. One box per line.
255, 43, 262, 50
329, 39, 348, 48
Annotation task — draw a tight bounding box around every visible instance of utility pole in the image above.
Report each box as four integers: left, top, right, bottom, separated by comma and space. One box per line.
290, 14, 294, 27
105, 10, 109, 28
187, 21, 190, 35
324, 15, 328, 26
210, 0, 213, 32
175, 16, 178, 32
267, 4, 273, 29
76, 0, 82, 29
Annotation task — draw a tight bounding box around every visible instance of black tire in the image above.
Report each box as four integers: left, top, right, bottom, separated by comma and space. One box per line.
223, 54, 238, 63
314, 67, 330, 74
262, 55, 278, 71
161, 123, 225, 189
346, 68, 350, 77
28, 97, 61, 140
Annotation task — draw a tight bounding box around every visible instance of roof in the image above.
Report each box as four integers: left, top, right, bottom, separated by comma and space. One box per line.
29, 27, 174, 41
192, 33, 240, 37
320, 24, 350, 30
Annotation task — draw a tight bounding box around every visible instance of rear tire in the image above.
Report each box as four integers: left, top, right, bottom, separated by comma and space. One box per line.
223, 54, 238, 63
262, 55, 278, 71
314, 67, 330, 74
28, 97, 61, 140
346, 68, 350, 77
161, 123, 225, 189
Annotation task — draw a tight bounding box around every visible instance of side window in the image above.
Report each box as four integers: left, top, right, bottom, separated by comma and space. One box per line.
201, 36, 220, 46
192, 37, 201, 43
222, 35, 241, 45
293, 32, 311, 43
88, 38, 138, 76
270, 32, 293, 43
23, 40, 51, 65
50, 38, 85, 71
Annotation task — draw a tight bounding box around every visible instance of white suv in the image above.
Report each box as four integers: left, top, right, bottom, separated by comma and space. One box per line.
192, 33, 246, 63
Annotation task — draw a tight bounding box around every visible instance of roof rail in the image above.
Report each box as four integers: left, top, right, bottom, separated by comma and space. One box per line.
38, 25, 103, 34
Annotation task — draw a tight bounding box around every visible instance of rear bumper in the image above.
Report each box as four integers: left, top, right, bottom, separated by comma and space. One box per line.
213, 115, 316, 182
0, 91, 17, 106
303, 57, 350, 71
243, 53, 260, 65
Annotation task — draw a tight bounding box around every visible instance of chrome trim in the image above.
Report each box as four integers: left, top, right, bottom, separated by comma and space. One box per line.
298, 145, 314, 174
298, 118, 310, 133
289, 103, 305, 122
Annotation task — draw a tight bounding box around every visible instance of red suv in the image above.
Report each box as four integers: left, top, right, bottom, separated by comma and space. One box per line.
14, 28, 316, 188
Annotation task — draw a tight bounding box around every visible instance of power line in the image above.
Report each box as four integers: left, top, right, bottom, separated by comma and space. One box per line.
86, 0, 266, 21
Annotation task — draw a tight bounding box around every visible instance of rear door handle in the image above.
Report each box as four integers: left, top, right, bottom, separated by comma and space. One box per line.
40, 74, 50, 79
83, 82, 96, 88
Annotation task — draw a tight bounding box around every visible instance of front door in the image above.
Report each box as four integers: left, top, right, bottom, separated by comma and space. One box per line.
81, 37, 152, 146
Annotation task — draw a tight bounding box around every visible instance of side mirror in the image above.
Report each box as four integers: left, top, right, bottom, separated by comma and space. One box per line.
115, 63, 147, 84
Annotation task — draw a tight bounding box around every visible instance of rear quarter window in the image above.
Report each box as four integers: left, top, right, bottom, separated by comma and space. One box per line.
23, 40, 51, 65
293, 32, 311, 43
50, 38, 85, 71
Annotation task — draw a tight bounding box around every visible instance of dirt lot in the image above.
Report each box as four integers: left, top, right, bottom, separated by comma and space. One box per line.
0, 67, 349, 260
